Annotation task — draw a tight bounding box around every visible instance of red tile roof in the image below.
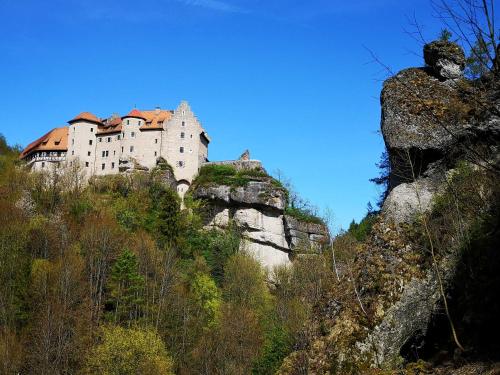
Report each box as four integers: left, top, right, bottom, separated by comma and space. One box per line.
123, 109, 146, 119
139, 109, 173, 130
68, 112, 102, 125
97, 116, 122, 134
20, 127, 68, 159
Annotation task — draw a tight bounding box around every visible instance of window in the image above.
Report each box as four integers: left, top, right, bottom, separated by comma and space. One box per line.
117, 135, 121, 140
127, 120, 130, 125
72, 151, 74, 155
89, 140, 93, 145
88, 151, 91, 156
99, 138, 102, 142
178, 161, 184, 167
72, 139, 74, 145
155, 139, 158, 144
91, 128, 94, 133
85, 162, 89, 167
182, 121, 185, 127
107, 137, 111, 142
180, 147, 184, 153
121, 146, 124, 153
102, 151, 105, 157
113, 150, 116, 156
131, 132, 135, 138
154, 151, 157, 156
180, 132, 185, 139
105, 151, 109, 157
130, 146, 134, 152
138, 120, 141, 125
41, 162, 45, 168
111, 162, 115, 169
101, 163, 105, 170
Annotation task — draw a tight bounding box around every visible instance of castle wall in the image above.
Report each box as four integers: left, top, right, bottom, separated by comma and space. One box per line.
95, 132, 121, 175
136, 129, 163, 169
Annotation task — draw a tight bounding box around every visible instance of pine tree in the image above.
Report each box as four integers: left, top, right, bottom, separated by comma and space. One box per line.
107, 249, 145, 325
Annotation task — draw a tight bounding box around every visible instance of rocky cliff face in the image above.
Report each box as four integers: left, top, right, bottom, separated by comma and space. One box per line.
191, 161, 329, 270
279, 40, 500, 374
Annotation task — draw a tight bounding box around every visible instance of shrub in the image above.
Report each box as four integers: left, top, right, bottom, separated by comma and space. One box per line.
284, 206, 324, 225
82, 325, 174, 375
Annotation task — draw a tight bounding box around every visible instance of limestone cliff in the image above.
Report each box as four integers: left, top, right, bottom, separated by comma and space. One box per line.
278, 40, 500, 374
190, 160, 329, 270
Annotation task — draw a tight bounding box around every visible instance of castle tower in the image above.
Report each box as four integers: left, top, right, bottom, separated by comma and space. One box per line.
66, 112, 102, 176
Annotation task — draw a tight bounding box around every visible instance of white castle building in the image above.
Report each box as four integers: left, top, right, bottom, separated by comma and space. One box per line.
20, 101, 210, 195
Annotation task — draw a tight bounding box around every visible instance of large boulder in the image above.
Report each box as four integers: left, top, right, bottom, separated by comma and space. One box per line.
382, 177, 440, 224
423, 40, 465, 80
380, 41, 472, 189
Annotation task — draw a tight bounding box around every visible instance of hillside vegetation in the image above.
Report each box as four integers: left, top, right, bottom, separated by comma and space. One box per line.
0, 142, 332, 375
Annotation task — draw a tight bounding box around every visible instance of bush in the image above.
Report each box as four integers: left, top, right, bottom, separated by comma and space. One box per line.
83, 325, 174, 375
193, 164, 270, 188
284, 206, 324, 225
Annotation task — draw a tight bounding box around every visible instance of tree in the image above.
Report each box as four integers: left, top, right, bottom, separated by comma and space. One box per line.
191, 273, 221, 329
106, 249, 145, 325
82, 325, 173, 375
439, 28, 453, 41
155, 187, 181, 246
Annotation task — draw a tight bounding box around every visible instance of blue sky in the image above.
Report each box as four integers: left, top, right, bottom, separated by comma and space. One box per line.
0, 0, 446, 230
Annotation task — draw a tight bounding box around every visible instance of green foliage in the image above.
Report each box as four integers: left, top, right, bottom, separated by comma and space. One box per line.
83, 325, 174, 375
106, 249, 145, 324
465, 35, 495, 79
252, 323, 292, 375
191, 273, 222, 328
439, 28, 452, 42
223, 253, 271, 314
284, 206, 323, 224
183, 226, 240, 284
348, 212, 377, 242
193, 164, 270, 188
154, 187, 182, 245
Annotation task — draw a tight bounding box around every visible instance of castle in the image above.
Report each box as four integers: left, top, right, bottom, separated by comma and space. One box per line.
20, 101, 210, 196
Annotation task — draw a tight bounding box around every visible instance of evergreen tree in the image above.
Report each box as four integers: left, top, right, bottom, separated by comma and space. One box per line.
106, 249, 145, 325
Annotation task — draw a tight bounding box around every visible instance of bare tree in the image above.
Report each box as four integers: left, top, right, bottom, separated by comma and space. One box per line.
433, 0, 498, 76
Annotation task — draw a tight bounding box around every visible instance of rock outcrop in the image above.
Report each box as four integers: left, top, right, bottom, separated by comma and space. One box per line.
279, 40, 500, 374
381, 39, 499, 223
191, 160, 329, 270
